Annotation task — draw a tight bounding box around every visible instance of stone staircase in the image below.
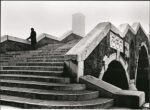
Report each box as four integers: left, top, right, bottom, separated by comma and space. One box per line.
0, 42, 114, 109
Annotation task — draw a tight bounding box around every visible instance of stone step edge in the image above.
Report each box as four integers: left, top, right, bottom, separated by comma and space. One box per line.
0, 70, 63, 73
2, 66, 63, 68
0, 70, 63, 76
1, 86, 99, 101
1, 79, 85, 86
0, 74, 70, 83
79, 75, 145, 108
0, 95, 114, 109
0, 74, 68, 79
16, 62, 64, 66
1, 79, 86, 91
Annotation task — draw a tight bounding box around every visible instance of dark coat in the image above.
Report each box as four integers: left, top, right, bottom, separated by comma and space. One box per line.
27, 30, 37, 47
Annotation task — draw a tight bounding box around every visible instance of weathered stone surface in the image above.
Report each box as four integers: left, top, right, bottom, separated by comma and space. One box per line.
80, 75, 145, 108
0, 40, 31, 53
84, 32, 116, 77
36, 33, 82, 48
36, 37, 60, 48
65, 22, 113, 61
115, 90, 145, 108
61, 33, 82, 43
63, 60, 78, 82
79, 75, 121, 98
1, 22, 149, 109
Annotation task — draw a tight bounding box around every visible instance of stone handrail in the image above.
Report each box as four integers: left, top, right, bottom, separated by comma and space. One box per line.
119, 23, 136, 37
65, 22, 120, 61
65, 22, 149, 62
37, 33, 59, 42
37, 30, 83, 42
1, 30, 82, 44
58, 30, 73, 41
1, 22, 148, 48
0, 35, 30, 44
63, 22, 149, 82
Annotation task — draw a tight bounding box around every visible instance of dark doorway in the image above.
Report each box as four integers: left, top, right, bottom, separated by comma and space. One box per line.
136, 46, 149, 102
102, 60, 129, 89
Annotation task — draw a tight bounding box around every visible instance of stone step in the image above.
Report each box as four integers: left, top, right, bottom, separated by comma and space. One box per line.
0, 79, 86, 90
0, 55, 13, 57
37, 50, 67, 53
0, 70, 63, 76
26, 59, 64, 62
0, 60, 9, 63
26, 56, 64, 59
0, 56, 13, 58
30, 55, 64, 58
2, 66, 63, 71
5, 50, 42, 55
0, 95, 114, 109
0, 57, 11, 60
3, 51, 64, 57
0, 62, 9, 66
32, 53, 63, 56
0, 86, 99, 101
0, 74, 70, 83
16, 62, 64, 66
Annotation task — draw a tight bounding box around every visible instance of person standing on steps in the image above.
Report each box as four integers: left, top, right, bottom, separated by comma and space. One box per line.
27, 28, 37, 50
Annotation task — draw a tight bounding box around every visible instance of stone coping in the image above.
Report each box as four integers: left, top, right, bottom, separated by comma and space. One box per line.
1, 30, 83, 44
58, 30, 73, 41
37, 33, 59, 42
37, 30, 83, 42
0, 35, 30, 44
65, 22, 120, 61
65, 22, 149, 61
79, 75, 122, 94
119, 23, 135, 37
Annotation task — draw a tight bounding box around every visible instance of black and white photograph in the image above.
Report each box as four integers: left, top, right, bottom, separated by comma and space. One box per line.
0, 1, 150, 109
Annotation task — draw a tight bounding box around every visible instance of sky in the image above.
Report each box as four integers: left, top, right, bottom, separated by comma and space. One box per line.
1, 1, 150, 39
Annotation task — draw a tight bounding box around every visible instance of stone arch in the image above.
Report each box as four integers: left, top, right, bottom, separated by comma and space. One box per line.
99, 53, 130, 89
135, 42, 150, 102
102, 60, 129, 89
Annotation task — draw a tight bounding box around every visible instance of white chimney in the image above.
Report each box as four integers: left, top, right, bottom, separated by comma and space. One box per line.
72, 13, 85, 36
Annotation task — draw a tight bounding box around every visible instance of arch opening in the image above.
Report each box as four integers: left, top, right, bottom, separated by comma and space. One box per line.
102, 60, 129, 89
136, 46, 150, 102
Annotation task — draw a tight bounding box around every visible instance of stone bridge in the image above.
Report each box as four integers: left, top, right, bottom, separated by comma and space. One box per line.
0, 22, 149, 108
65, 22, 150, 102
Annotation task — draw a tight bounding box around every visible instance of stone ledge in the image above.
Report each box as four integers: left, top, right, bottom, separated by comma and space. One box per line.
37, 33, 59, 42
115, 90, 145, 108
65, 22, 149, 62
65, 22, 120, 61
79, 75, 122, 98
37, 30, 83, 42
1, 35, 30, 44
132, 22, 147, 35
79, 75, 145, 108
119, 23, 136, 37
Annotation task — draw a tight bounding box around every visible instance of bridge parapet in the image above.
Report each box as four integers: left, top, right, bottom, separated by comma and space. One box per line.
65, 22, 120, 61
64, 22, 150, 84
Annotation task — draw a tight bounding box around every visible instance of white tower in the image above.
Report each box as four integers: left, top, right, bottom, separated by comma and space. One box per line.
72, 13, 85, 36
